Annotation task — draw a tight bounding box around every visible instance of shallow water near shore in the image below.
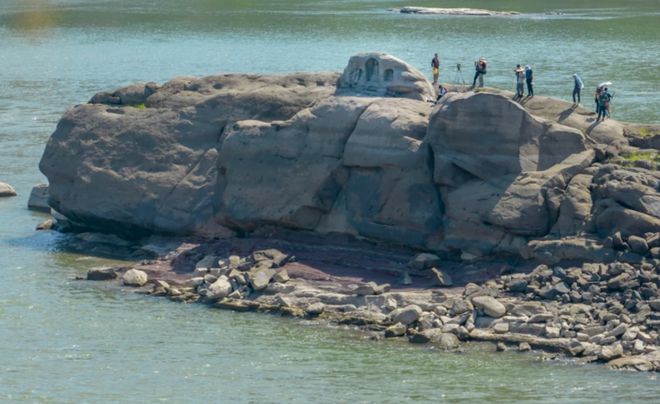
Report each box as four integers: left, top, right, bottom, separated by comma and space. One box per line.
1, 0, 660, 402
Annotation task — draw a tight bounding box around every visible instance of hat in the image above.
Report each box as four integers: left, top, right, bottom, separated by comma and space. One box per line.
525, 65, 531, 70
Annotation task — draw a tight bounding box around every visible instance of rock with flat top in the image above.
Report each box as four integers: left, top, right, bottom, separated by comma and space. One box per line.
471, 296, 506, 318
27, 184, 50, 211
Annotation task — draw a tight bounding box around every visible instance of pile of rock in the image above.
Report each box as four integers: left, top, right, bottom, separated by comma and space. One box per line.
189, 249, 292, 302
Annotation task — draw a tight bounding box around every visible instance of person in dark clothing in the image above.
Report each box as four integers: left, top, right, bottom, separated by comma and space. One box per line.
525, 65, 534, 97
572, 73, 584, 104
594, 86, 603, 113
597, 87, 612, 121
514, 65, 525, 98
472, 58, 487, 87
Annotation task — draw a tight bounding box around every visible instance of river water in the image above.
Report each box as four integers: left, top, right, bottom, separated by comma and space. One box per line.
1, 0, 659, 402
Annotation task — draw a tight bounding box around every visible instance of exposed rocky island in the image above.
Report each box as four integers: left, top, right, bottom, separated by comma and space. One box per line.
37, 53, 660, 372
391, 7, 520, 17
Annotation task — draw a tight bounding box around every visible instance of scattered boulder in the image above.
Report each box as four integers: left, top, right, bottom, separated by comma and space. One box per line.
471, 296, 506, 318
273, 269, 290, 284
431, 267, 453, 287
86, 267, 117, 281
27, 184, 50, 212
122, 269, 148, 287
385, 323, 407, 338
0, 182, 17, 197
252, 249, 289, 267
206, 276, 233, 300
249, 268, 277, 291
390, 305, 422, 326
36, 219, 55, 230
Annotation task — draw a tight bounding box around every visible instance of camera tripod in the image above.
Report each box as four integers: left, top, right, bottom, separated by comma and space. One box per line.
453, 63, 466, 86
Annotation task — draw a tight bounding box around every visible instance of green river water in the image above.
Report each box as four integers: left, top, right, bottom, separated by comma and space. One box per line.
1, 1, 659, 402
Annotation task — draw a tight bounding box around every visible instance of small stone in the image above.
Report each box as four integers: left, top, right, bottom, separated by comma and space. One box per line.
605, 323, 628, 339
0, 182, 17, 197
450, 299, 473, 316
384, 298, 398, 311
355, 281, 378, 296
86, 267, 117, 281
206, 276, 233, 300
431, 267, 453, 287
195, 255, 219, 270
649, 299, 660, 311
228, 255, 241, 267
390, 305, 422, 325
385, 323, 407, 338
539, 282, 570, 300
306, 302, 325, 316
496, 342, 507, 351
507, 278, 528, 293
248, 268, 276, 291
518, 342, 532, 352
36, 219, 55, 231
272, 269, 290, 284
545, 326, 560, 339
122, 268, 148, 287
598, 343, 624, 361
493, 322, 509, 334
627, 236, 649, 255
471, 296, 506, 318
527, 313, 554, 323
612, 232, 627, 250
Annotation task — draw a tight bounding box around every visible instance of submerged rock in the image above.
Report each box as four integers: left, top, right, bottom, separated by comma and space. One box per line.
27, 183, 50, 212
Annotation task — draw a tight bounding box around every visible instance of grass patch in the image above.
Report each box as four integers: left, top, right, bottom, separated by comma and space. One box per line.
134, 102, 146, 109
621, 150, 659, 163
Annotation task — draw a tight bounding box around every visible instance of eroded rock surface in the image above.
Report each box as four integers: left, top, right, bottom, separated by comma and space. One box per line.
40, 53, 659, 263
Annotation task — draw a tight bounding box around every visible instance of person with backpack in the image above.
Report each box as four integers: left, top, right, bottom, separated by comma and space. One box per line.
572, 73, 584, 104
597, 87, 613, 121
514, 65, 525, 98
431, 53, 440, 84
525, 65, 534, 97
472, 58, 487, 88
594, 85, 603, 114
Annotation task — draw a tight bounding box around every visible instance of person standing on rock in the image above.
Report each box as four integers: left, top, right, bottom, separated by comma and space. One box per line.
514, 65, 525, 98
431, 53, 440, 84
597, 87, 613, 121
525, 65, 534, 97
572, 73, 584, 104
594, 85, 603, 114
472, 57, 487, 88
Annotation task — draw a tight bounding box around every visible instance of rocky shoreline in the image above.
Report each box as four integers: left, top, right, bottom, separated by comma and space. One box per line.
34, 52, 660, 373
73, 231, 660, 373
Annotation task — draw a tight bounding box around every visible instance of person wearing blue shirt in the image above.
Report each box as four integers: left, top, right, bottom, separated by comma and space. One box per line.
572, 73, 584, 104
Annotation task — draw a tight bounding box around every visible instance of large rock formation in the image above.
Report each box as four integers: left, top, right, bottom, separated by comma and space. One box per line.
39, 53, 660, 263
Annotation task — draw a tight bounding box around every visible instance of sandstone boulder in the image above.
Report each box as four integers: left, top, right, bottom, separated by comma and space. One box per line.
122, 269, 148, 287
0, 182, 17, 197
337, 52, 434, 101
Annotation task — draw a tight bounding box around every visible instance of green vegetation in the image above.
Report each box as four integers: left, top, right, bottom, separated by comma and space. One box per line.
621, 150, 659, 162
134, 102, 146, 109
